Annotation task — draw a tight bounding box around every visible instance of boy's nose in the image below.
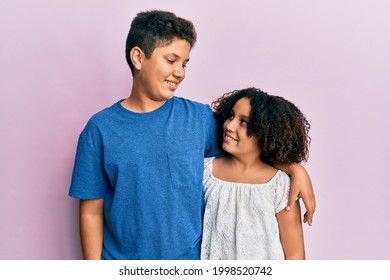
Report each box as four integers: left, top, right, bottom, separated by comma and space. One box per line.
173, 66, 185, 80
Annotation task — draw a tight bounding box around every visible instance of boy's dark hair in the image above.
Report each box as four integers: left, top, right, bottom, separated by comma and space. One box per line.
125, 10, 197, 75
212, 87, 311, 165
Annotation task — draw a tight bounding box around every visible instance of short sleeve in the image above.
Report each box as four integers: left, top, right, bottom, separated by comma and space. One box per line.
204, 157, 214, 170
204, 106, 223, 158
272, 171, 291, 213
203, 157, 214, 177
68, 124, 110, 199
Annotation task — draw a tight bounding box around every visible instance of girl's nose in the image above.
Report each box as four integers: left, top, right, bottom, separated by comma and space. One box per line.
225, 119, 236, 132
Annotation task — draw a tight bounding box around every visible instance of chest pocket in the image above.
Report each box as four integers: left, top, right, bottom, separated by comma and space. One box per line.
167, 150, 200, 189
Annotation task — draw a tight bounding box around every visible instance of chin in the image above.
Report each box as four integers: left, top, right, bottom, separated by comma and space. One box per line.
161, 91, 175, 100
222, 143, 233, 154
153, 94, 174, 102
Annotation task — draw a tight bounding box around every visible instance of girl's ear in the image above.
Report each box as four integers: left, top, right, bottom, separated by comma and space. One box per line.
130, 47, 143, 71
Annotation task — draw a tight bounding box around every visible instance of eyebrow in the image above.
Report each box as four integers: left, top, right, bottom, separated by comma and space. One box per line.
231, 109, 249, 120
168, 53, 190, 62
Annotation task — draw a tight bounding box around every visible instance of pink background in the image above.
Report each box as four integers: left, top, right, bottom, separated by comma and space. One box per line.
1, 0, 389, 259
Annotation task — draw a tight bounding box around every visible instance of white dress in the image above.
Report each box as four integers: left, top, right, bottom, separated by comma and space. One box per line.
201, 157, 290, 260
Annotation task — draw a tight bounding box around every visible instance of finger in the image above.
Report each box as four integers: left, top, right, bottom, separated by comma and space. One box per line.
304, 202, 316, 226
302, 196, 316, 225
303, 212, 308, 224
286, 189, 299, 211
305, 211, 313, 226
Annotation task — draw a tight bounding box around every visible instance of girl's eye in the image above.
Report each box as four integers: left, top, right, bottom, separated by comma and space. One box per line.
241, 120, 248, 126
167, 59, 175, 64
228, 114, 234, 120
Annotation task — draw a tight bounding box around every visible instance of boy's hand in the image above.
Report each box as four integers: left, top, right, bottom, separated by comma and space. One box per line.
286, 166, 316, 226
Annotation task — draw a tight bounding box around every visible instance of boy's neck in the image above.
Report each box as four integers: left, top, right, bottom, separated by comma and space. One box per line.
121, 94, 167, 113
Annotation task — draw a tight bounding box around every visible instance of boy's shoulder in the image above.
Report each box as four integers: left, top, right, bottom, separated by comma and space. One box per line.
82, 100, 121, 131
173, 96, 212, 112
91, 99, 123, 119
91, 100, 119, 118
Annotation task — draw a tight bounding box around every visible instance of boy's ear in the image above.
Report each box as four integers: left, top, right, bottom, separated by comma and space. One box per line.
130, 47, 143, 71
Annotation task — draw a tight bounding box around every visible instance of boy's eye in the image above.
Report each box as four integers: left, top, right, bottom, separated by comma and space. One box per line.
167, 59, 175, 64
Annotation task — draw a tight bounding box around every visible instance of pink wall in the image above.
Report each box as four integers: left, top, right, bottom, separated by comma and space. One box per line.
1, 0, 389, 259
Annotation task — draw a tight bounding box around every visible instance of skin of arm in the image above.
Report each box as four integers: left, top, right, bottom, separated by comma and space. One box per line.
276, 201, 305, 260
275, 163, 316, 226
79, 199, 104, 260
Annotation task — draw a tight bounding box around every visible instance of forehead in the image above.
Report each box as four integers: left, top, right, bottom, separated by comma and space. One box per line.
233, 98, 252, 113
152, 39, 191, 59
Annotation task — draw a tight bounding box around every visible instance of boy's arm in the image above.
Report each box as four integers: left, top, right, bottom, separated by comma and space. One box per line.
79, 199, 104, 260
276, 202, 305, 260
275, 163, 316, 226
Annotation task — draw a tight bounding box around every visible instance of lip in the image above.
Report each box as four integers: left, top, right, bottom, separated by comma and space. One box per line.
224, 133, 238, 143
165, 80, 179, 90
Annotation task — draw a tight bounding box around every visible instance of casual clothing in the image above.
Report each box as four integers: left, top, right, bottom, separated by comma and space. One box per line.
201, 157, 290, 260
69, 97, 221, 259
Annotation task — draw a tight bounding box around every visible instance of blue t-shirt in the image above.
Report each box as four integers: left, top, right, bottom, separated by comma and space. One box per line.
69, 97, 221, 259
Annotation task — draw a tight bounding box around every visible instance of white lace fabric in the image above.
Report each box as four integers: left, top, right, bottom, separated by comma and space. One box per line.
201, 157, 290, 260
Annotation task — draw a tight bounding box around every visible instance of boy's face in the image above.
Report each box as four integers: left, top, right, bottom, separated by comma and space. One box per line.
137, 38, 191, 102
222, 98, 260, 158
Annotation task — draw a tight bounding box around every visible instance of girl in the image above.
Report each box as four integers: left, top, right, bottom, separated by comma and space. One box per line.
201, 87, 310, 260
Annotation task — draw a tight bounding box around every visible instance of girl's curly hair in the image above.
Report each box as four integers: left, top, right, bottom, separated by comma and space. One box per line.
212, 87, 311, 165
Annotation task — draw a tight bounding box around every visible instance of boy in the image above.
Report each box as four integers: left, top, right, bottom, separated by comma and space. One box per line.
69, 10, 315, 260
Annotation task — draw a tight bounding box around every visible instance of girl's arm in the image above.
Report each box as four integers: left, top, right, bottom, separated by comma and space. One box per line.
275, 163, 316, 226
276, 201, 305, 260
79, 199, 104, 260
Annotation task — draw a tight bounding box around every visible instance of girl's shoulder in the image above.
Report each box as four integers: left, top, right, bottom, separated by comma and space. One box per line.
203, 157, 216, 180
204, 157, 215, 168
274, 170, 290, 183
204, 156, 226, 169
271, 170, 291, 192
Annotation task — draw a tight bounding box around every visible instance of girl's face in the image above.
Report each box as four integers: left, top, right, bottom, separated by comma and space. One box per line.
222, 98, 260, 159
